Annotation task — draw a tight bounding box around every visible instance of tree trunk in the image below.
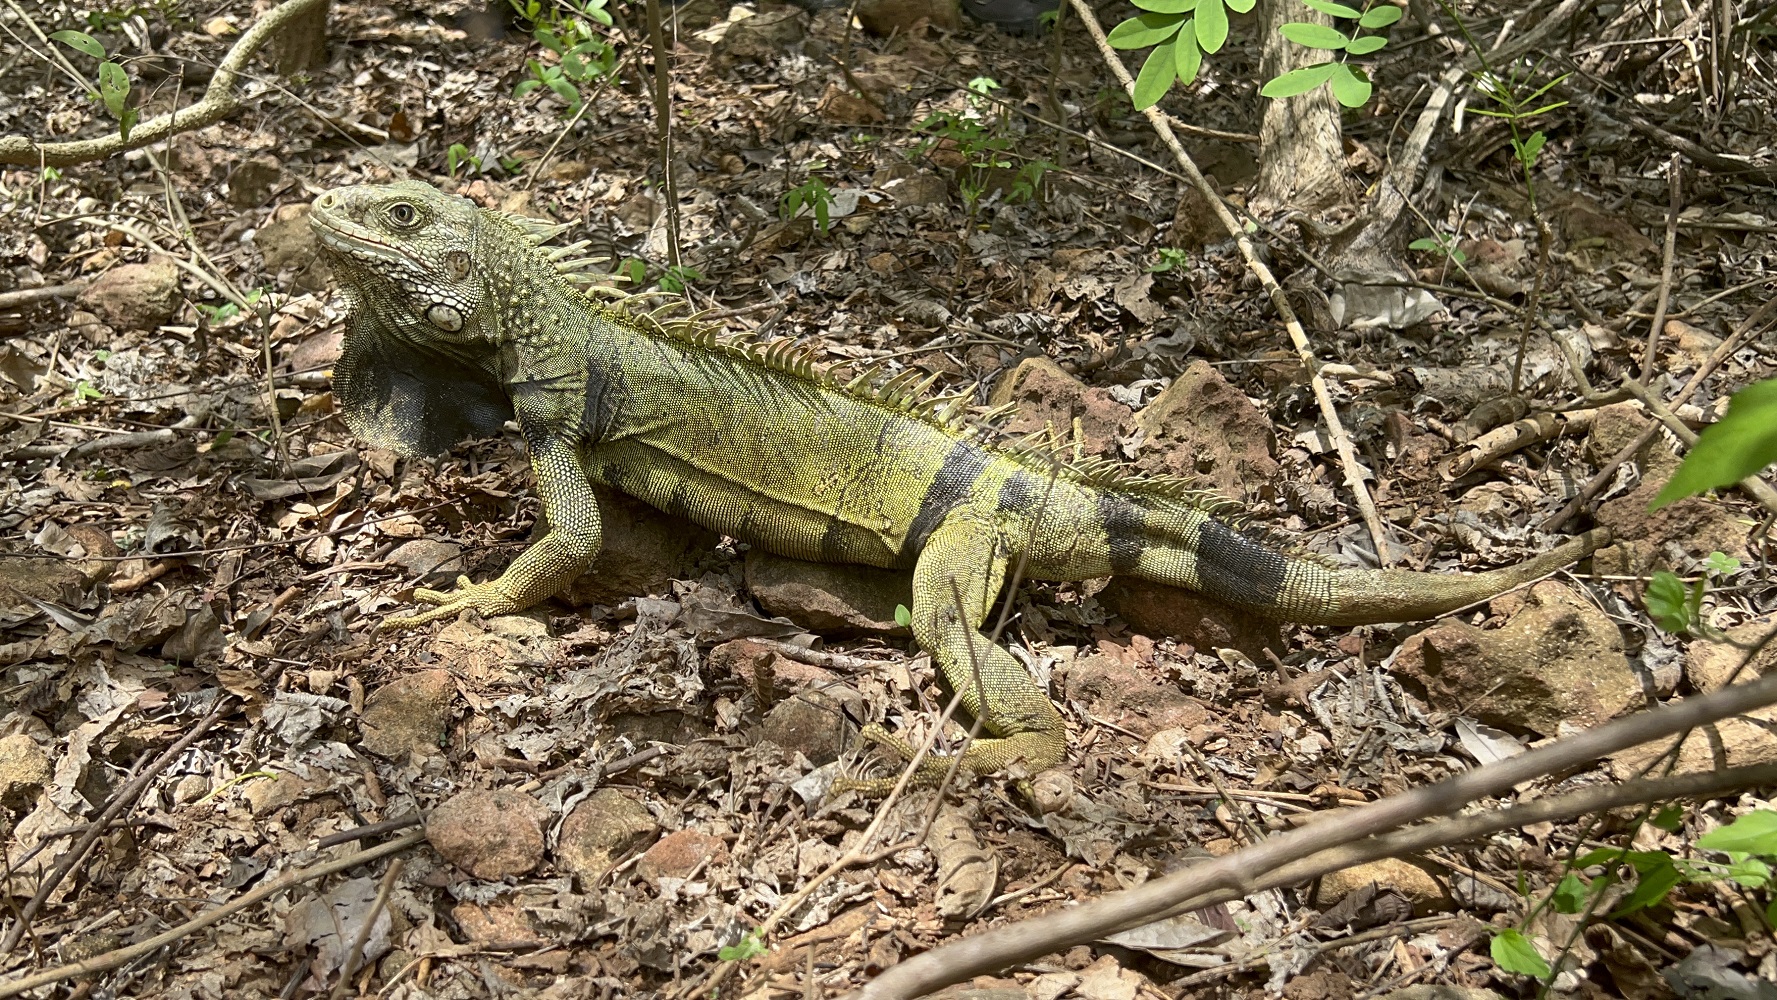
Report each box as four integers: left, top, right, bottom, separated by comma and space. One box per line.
1254, 0, 1347, 211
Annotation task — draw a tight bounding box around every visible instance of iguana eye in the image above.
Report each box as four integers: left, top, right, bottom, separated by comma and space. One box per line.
388, 202, 417, 226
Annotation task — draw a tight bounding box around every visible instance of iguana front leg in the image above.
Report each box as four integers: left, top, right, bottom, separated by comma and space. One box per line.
386, 430, 601, 628
836, 515, 1068, 794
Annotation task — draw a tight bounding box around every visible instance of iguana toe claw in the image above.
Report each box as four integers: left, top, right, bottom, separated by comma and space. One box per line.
382, 578, 520, 630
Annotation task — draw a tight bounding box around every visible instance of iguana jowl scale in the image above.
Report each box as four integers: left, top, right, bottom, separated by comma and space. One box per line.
310, 180, 1607, 789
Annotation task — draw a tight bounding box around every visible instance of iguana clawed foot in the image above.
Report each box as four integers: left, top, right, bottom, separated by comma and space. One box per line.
383, 575, 522, 629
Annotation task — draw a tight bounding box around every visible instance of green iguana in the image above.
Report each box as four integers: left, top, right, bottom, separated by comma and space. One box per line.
309, 180, 1608, 791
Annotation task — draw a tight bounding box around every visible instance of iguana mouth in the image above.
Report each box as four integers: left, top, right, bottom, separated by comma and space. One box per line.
308, 210, 400, 261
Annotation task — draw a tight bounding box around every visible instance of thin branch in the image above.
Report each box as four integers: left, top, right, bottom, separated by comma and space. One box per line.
0, 0, 329, 166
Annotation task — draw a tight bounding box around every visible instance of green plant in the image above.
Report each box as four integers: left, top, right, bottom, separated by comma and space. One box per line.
1258, 0, 1403, 108
446, 143, 483, 179
194, 287, 264, 325
49, 28, 138, 140
1644, 551, 1741, 637
1150, 247, 1189, 273
916, 80, 1051, 218
716, 928, 767, 962
782, 168, 836, 234
1107, 0, 1254, 109
659, 264, 702, 294
1653, 377, 1777, 510
1468, 63, 1568, 199
1407, 233, 1467, 264
511, 0, 618, 116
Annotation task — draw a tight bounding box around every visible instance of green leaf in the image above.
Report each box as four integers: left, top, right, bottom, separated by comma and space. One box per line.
1653, 377, 1777, 509
1329, 62, 1373, 107
1280, 22, 1349, 48
717, 930, 767, 962
1107, 11, 1187, 48
1611, 853, 1683, 916
1195, 0, 1228, 52
1224, 0, 1254, 12
1300, 0, 1361, 15
1551, 873, 1589, 914
894, 604, 912, 627
97, 61, 129, 119
1652, 805, 1685, 832
1132, 38, 1180, 109
1491, 929, 1551, 977
1644, 570, 1699, 634
1699, 811, 1777, 855
1727, 857, 1771, 888
1345, 35, 1387, 54
1260, 61, 1337, 98
1131, 0, 1198, 13
1174, 27, 1203, 84
1706, 551, 1742, 575
1515, 131, 1548, 167
50, 29, 106, 59
1359, 5, 1402, 27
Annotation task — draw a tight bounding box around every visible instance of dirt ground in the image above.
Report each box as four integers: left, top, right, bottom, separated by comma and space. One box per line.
0, 0, 1774, 997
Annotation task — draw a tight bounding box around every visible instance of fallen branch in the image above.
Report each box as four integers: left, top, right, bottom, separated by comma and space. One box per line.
849, 664, 1777, 1000
0, 283, 87, 311
0, 0, 328, 167
0, 830, 426, 997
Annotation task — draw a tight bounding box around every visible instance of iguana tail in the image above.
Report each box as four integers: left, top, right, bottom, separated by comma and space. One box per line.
1105, 492, 1611, 626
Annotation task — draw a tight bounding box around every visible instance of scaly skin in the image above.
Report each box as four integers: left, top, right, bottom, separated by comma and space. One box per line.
310, 180, 1609, 793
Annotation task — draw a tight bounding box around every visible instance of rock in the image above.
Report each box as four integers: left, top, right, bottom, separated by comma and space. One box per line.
451, 900, 545, 947
244, 772, 315, 815
858, 0, 962, 34
172, 774, 211, 805
636, 828, 729, 882
1610, 704, 1777, 778
1315, 858, 1451, 914
1593, 478, 1750, 573
988, 357, 1130, 462
744, 550, 911, 637
561, 490, 716, 606
817, 84, 885, 125
713, 9, 804, 67
1374, 988, 1505, 1000
0, 555, 87, 613
1390, 582, 1636, 738
428, 789, 549, 879
1687, 615, 1777, 692
78, 257, 181, 331
1133, 361, 1277, 501
0, 734, 50, 806
557, 788, 658, 884
1096, 577, 1281, 660
1062, 648, 1208, 737
358, 669, 456, 762
228, 155, 283, 208
960, 0, 1056, 33
885, 172, 949, 209
256, 203, 329, 291
386, 539, 466, 585
760, 688, 864, 764
1168, 183, 1223, 252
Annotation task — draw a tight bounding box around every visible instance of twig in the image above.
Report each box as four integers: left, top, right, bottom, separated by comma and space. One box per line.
848, 666, 1777, 1000
1637, 154, 1685, 386
1062, 0, 1392, 563
0, 0, 330, 166
329, 858, 404, 1000
0, 283, 87, 311
0, 830, 427, 997
0, 699, 229, 957
642, 0, 681, 272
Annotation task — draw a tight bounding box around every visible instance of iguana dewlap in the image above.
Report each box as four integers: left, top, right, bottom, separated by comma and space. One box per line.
309, 180, 1607, 792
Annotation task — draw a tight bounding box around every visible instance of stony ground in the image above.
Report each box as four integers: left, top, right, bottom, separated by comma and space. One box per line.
0, 0, 1774, 997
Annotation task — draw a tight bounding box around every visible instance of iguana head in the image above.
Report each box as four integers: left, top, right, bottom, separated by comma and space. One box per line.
310, 181, 517, 456
310, 180, 489, 343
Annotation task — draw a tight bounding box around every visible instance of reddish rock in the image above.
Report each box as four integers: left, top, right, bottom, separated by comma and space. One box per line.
557, 788, 658, 884
1134, 361, 1277, 501
427, 789, 549, 880
1096, 577, 1282, 660
1390, 582, 1636, 737
79, 256, 181, 331
988, 357, 1131, 462
744, 551, 911, 636
1062, 650, 1208, 737
359, 670, 456, 763
637, 828, 729, 882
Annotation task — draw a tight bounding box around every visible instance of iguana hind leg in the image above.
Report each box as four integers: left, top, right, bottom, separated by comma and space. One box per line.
835, 515, 1067, 794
